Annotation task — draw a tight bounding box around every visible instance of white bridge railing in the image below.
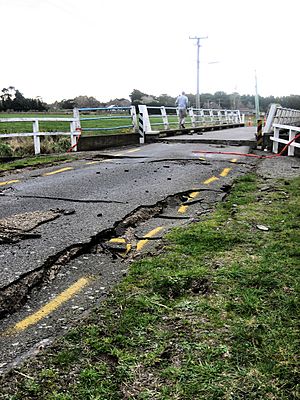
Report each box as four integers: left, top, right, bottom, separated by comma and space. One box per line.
0, 107, 138, 155
138, 105, 244, 143
0, 105, 245, 153
264, 103, 300, 156
271, 124, 300, 156
264, 104, 300, 133
0, 117, 79, 155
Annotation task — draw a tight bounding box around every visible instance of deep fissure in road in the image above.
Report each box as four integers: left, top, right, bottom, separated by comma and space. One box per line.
0, 185, 229, 318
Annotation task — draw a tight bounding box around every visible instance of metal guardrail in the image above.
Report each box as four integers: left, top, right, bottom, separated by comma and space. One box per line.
74, 106, 137, 133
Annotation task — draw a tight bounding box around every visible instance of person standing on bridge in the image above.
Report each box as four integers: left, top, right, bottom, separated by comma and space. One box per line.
175, 91, 189, 129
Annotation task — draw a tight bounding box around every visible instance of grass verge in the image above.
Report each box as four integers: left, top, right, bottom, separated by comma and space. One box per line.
0, 154, 80, 173
1, 174, 299, 399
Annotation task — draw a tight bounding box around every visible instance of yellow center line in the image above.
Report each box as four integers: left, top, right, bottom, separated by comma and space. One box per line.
178, 205, 188, 214
109, 237, 131, 257
43, 167, 73, 176
230, 158, 238, 163
136, 226, 163, 251
219, 167, 232, 177
177, 191, 200, 214
203, 176, 219, 185
0, 179, 20, 186
9, 277, 90, 333
86, 159, 114, 165
126, 148, 140, 154
114, 153, 123, 156
85, 161, 100, 165
189, 191, 199, 199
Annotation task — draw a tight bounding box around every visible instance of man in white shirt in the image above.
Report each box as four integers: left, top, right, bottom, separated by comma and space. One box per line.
175, 91, 189, 128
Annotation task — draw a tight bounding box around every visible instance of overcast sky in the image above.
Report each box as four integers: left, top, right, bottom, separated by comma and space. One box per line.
1, 0, 299, 103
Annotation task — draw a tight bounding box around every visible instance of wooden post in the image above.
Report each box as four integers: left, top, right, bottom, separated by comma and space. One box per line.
33, 120, 40, 155
160, 106, 169, 130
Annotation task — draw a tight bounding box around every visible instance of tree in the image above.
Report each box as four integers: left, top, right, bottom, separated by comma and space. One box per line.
73, 96, 101, 108
129, 89, 148, 104
0, 87, 47, 111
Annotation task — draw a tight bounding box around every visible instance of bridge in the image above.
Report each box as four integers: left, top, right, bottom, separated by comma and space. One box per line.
1, 103, 300, 156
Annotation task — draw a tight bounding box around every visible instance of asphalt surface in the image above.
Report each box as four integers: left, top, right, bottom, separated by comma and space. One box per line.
2, 125, 298, 375
0, 140, 256, 290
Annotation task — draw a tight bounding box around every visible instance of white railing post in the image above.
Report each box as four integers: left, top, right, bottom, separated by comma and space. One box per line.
138, 105, 151, 144
209, 109, 214, 124
189, 107, 196, 128
264, 103, 280, 133
33, 119, 40, 155
73, 107, 81, 131
72, 107, 81, 151
70, 121, 78, 151
160, 106, 169, 130
288, 129, 295, 156
130, 106, 138, 132
272, 126, 279, 154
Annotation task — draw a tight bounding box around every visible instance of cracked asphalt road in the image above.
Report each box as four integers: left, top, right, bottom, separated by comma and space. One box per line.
0, 138, 257, 375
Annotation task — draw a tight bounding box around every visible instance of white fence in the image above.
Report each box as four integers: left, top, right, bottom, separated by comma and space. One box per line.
0, 117, 79, 155
0, 105, 245, 153
0, 106, 138, 155
264, 103, 300, 156
138, 105, 244, 143
264, 104, 300, 133
271, 124, 300, 156
75, 106, 137, 133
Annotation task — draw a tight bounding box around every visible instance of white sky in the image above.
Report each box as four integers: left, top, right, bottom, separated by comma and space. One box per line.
1, 0, 299, 103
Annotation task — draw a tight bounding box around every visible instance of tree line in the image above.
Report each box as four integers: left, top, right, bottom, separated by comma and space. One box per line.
1, 86, 300, 113
129, 89, 300, 113
0, 87, 46, 112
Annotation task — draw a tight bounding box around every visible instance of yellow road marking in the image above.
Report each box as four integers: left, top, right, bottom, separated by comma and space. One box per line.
0, 179, 20, 186
110, 238, 125, 243
86, 159, 113, 165
203, 176, 219, 185
230, 158, 238, 163
109, 238, 132, 257
178, 205, 188, 214
114, 153, 122, 156
85, 161, 100, 165
189, 191, 199, 199
9, 277, 90, 333
126, 148, 140, 153
136, 226, 163, 251
219, 167, 232, 177
177, 191, 199, 214
43, 167, 73, 176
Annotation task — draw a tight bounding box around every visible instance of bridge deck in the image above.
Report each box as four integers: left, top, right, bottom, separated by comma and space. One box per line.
151, 126, 257, 147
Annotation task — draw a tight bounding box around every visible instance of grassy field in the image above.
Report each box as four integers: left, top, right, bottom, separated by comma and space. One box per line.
1, 173, 299, 399
0, 112, 135, 135
0, 111, 137, 157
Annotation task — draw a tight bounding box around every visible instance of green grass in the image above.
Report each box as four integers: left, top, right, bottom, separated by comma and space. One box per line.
1, 174, 299, 399
0, 154, 79, 173
0, 111, 136, 157
0, 112, 135, 135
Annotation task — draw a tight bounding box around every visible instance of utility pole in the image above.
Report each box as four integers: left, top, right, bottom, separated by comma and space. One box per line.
254, 69, 260, 120
189, 36, 208, 110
